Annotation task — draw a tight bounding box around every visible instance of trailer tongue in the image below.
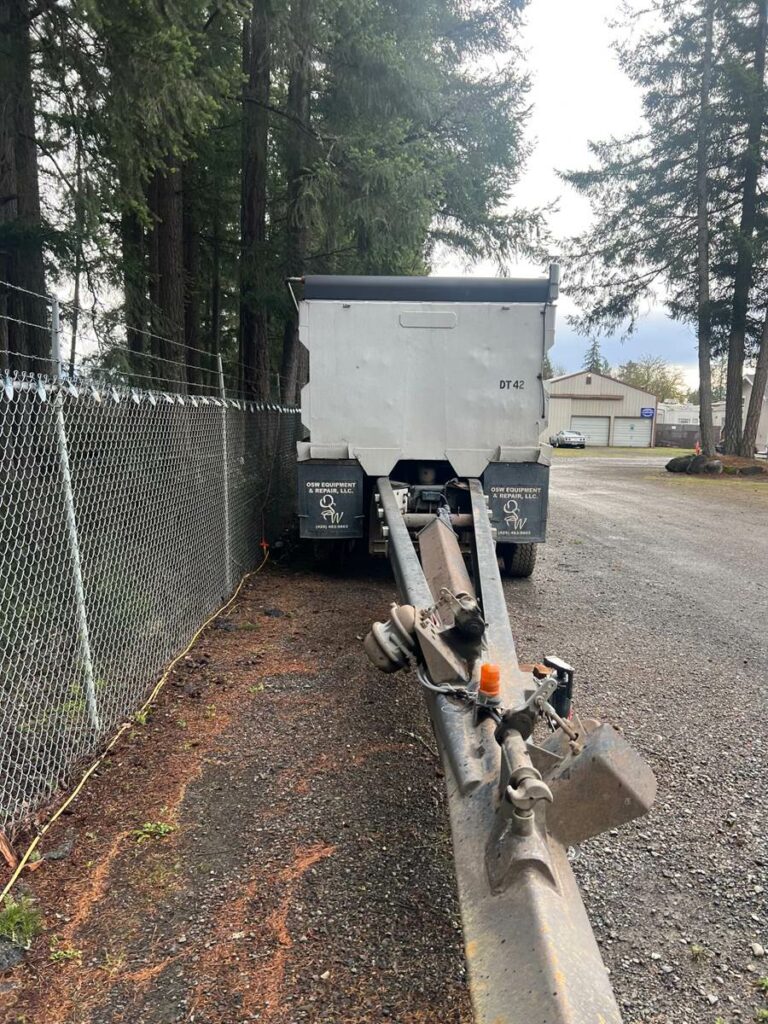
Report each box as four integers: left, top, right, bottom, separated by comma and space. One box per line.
364, 477, 656, 1024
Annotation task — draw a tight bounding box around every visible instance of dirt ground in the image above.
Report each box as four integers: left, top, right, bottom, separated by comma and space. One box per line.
3, 454, 768, 1024
3, 564, 470, 1024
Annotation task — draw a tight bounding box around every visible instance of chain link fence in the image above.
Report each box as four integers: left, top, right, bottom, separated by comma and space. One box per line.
0, 373, 300, 832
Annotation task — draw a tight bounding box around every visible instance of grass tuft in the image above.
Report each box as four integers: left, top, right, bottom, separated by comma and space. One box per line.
131, 821, 175, 843
49, 936, 82, 963
0, 895, 42, 949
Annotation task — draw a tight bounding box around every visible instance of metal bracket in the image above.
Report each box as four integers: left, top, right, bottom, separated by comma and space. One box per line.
285, 276, 302, 313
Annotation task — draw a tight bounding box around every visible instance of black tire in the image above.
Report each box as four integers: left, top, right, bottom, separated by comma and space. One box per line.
501, 543, 537, 578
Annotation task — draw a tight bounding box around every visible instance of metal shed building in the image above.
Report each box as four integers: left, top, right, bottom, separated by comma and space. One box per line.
543, 371, 658, 447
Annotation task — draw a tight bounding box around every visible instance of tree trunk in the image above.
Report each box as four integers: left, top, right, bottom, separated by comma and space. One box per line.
150, 160, 185, 391
0, 0, 47, 372
279, 317, 300, 406
146, 173, 160, 387
280, 0, 312, 406
696, 0, 715, 456
121, 207, 148, 382
210, 204, 221, 392
725, 0, 767, 454
742, 310, 768, 453
182, 170, 202, 389
238, 0, 271, 401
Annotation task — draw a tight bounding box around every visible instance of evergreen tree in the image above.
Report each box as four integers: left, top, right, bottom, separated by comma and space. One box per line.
582, 338, 610, 375
543, 354, 565, 379
0, 0, 48, 371
561, 0, 768, 456
1, 0, 543, 398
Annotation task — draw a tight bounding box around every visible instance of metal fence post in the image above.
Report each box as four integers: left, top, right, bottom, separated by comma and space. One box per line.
51, 309, 100, 732
217, 353, 233, 594
50, 295, 62, 379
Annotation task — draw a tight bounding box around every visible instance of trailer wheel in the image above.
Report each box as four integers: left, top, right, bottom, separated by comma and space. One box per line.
501, 543, 537, 578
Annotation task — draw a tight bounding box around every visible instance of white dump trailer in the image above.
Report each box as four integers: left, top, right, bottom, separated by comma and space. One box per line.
295, 268, 560, 575
292, 270, 657, 1024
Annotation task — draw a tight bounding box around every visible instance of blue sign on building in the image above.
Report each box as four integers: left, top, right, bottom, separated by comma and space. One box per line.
640, 407, 655, 418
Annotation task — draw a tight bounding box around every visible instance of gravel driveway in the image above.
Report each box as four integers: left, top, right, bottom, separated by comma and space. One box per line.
7, 455, 767, 1024
506, 455, 768, 1024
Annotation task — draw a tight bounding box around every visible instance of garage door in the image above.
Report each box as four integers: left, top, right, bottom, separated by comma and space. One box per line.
613, 417, 652, 447
571, 416, 610, 446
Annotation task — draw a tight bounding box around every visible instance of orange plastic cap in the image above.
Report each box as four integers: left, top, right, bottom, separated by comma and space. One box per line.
479, 663, 501, 697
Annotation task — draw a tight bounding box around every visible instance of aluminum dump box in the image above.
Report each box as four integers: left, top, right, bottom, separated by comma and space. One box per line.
297, 270, 559, 478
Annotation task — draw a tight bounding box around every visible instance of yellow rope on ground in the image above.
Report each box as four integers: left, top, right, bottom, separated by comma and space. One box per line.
0, 549, 270, 902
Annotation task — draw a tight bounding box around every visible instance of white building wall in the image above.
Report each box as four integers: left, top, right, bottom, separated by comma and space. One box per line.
542, 372, 657, 446
658, 402, 700, 425
758, 403, 768, 449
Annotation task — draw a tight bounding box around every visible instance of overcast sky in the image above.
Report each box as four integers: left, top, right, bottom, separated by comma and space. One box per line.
436, 0, 700, 388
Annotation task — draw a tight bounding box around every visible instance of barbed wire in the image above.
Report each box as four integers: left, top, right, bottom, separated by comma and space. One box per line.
87, 366, 236, 396
0, 367, 300, 412
59, 305, 222, 361
0, 348, 56, 366
0, 311, 52, 333
85, 338, 239, 379
1, 277, 216, 360
0, 278, 294, 405
0, 279, 53, 302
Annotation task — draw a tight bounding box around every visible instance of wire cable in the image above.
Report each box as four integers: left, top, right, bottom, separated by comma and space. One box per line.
0, 549, 271, 902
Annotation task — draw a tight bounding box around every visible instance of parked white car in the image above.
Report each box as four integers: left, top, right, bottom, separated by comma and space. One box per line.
549, 429, 587, 449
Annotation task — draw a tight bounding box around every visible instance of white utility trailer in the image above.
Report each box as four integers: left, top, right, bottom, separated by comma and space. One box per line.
295, 268, 560, 575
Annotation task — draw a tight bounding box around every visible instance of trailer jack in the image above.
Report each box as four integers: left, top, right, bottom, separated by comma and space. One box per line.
364, 477, 656, 1024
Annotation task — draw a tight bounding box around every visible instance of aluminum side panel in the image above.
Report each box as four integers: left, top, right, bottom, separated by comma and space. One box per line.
302, 301, 554, 471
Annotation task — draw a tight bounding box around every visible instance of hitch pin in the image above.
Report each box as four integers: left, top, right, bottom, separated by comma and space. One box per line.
535, 696, 581, 750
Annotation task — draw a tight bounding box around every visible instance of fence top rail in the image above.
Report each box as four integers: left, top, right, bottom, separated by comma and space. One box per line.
0, 370, 301, 414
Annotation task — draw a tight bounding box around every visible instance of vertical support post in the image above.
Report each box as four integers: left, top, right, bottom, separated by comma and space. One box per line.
50, 295, 62, 379
54, 389, 100, 732
217, 353, 233, 594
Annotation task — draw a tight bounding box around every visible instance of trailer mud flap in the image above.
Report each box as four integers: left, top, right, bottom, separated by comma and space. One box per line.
484, 462, 549, 543
298, 462, 365, 539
